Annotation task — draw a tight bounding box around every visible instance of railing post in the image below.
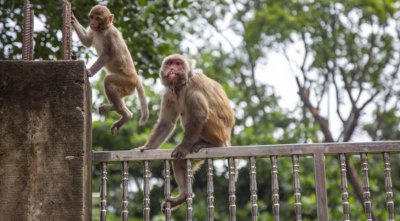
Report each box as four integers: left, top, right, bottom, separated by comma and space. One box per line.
360, 153, 373, 221
100, 162, 108, 221
249, 157, 258, 221
314, 151, 328, 221
292, 155, 302, 221
121, 161, 129, 221
163, 160, 172, 220
228, 157, 237, 221
186, 160, 194, 221
207, 159, 215, 221
339, 154, 350, 221
143, 160, 151, 221
383, 152, 395, 221
271, 155, 280, 221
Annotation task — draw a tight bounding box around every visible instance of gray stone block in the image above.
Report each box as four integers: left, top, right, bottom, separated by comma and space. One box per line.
0, 61, 92, 221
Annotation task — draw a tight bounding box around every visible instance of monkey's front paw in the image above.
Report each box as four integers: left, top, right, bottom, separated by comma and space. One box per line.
171, 147, 190, 159
71, 14, 76, 24
86, 69, 93, 77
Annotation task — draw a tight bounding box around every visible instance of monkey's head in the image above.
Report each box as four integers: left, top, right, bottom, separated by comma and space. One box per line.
160, 54, 193, 88
88, 5, 114, 32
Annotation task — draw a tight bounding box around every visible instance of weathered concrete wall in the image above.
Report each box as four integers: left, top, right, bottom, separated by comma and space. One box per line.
0, 61, 92, 221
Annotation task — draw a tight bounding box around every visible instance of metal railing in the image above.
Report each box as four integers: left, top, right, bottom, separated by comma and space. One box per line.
92, 141, 400, 221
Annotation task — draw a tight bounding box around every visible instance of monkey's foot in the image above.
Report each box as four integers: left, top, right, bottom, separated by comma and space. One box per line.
190, 144, 210, 153
191, 145, 204, 153
110, 121, 124, 135
110, 114, 132, 134
99, 104, 114, 115
161, 195, 189, 213
191, 140, 212, 153
136, 145, 152, 152
171, 147, 190, 159
160, 201, 179, 214
161, 201, 171, 214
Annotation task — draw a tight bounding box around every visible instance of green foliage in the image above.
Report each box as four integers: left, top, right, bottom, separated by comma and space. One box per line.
364, 108, 400, 140
1, 0, 400, 220
241, 0, 400, 220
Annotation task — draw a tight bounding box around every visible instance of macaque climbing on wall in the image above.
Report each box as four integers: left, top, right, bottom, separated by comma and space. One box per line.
72, 5, 148, 134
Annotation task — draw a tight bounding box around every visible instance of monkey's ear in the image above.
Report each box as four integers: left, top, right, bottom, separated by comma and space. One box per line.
108, 14, 114, 23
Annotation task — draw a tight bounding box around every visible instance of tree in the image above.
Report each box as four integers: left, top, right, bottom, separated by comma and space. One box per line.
243, 0, 400, 220
2, 0, 398, 220
180, 1, 315, 219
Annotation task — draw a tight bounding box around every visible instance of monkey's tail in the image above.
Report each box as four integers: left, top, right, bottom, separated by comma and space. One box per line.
192, 159, 205, 172
136, 80, 149, 126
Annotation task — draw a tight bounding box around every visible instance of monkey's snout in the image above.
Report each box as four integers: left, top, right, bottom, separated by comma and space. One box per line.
167, 72, 179, 82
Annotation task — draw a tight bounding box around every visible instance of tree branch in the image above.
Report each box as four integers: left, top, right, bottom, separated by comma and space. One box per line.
339, 67, 356, 105
359, 90, 380, 111
295, 76, 334, 142
331, 71, 345, 123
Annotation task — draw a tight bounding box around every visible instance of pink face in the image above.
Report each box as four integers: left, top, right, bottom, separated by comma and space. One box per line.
89, 14, 104, 31
164, 58, 185, 84
88, 6, 111, 32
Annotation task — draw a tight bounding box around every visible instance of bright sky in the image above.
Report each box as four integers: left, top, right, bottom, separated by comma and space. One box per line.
256, 52, 298, 110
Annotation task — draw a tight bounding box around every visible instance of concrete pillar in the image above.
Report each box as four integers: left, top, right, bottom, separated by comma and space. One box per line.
0, 61, 92, 221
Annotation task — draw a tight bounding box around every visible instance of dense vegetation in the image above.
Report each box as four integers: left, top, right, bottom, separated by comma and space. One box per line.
1, 0, 399, 220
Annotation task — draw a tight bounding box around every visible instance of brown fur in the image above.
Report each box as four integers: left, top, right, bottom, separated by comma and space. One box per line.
139, 54, 235, 210
72, 5, 148, 134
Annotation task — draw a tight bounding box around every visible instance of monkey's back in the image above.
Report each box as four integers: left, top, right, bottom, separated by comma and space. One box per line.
102, 26, 137, 77
189, 72, 235, 145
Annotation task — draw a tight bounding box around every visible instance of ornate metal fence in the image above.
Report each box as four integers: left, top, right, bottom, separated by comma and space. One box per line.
92, 141, 399, 221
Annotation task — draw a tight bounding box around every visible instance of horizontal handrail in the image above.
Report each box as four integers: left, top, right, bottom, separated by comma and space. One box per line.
92, 141, 399, 220
92, 141, 400, 162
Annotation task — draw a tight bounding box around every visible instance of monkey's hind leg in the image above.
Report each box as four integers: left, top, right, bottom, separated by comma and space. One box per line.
104, 75, 134, 134
191, 139, 214, 153
161, 159, 189, 212
99, 104, 115, 115
110, 101, 133, 134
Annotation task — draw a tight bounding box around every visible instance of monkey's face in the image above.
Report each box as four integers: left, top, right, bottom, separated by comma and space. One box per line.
160, 55, 191, 88
88, 5, 113, 32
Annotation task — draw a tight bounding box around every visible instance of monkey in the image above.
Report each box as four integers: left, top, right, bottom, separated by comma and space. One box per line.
71, 5, 148, 134
138, 54, 235, 210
